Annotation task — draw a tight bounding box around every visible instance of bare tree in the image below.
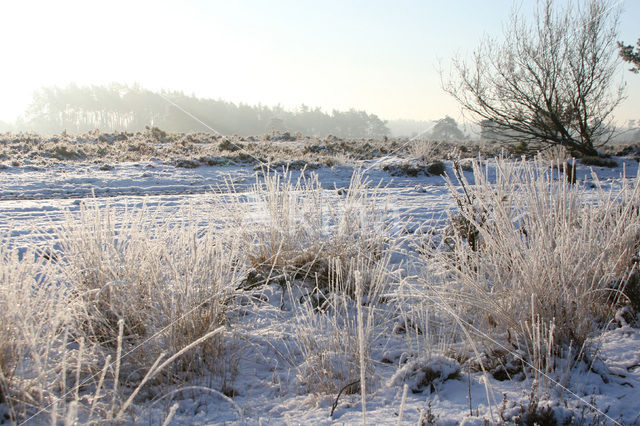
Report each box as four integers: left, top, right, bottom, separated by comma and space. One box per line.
444, 0, 625, 156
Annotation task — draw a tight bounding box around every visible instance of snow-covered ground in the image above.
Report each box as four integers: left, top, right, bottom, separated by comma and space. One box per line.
1, 154, 639, 425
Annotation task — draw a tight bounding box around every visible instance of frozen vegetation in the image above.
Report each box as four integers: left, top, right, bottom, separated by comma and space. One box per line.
1, 132, 640, 424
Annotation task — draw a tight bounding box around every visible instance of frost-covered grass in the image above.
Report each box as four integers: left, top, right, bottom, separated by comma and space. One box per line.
1, 157, 639, 424
58, 200, 245, 380
0, 247, 81, 422
0, 130, 505, 170
424, 158, 639, 348
0, 168, 405, 423
237, 169, 397, 294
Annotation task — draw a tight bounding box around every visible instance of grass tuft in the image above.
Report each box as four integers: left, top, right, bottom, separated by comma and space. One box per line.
423, 157, 640, 364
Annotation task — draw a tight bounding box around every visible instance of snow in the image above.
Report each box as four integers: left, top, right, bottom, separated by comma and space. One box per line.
2, 154, 639, 425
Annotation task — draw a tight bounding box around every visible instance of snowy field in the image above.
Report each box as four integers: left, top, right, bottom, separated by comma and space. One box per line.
1, 146, 640, 425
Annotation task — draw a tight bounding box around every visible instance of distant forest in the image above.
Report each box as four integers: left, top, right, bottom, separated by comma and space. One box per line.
14, 83, 391, 138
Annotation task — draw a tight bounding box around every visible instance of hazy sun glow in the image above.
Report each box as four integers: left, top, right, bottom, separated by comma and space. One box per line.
1, 0, 638, 124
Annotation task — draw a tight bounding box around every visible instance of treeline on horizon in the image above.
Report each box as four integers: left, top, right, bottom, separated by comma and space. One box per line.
11, 83, 391, 138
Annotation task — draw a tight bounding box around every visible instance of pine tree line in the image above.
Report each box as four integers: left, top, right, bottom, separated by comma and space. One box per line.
19, 83, 390, 137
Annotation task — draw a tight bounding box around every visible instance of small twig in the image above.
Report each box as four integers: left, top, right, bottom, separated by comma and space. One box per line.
396, 384, 409, 426
162, 403, 179, 426
330, 380, 360, 417
452, 160, 474, 208
468, 367, 473, 417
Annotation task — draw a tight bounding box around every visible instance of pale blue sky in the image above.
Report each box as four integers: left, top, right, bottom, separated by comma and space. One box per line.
1, 0, 638, 124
